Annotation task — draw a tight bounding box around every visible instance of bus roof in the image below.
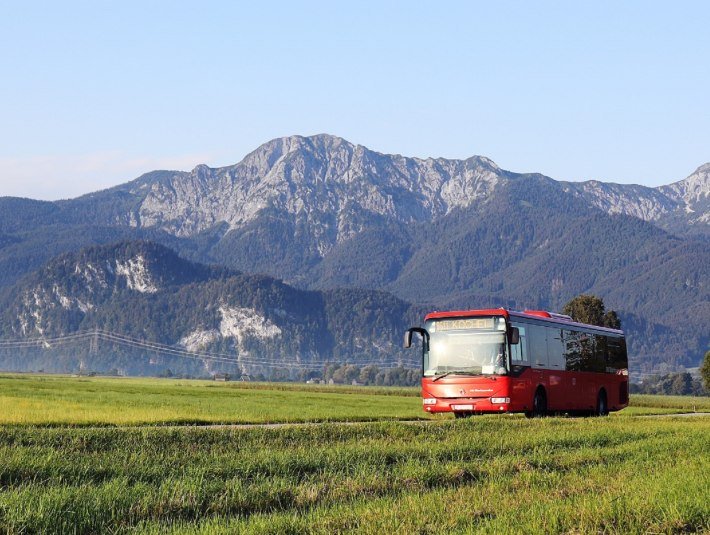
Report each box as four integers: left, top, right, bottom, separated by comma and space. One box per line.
423, 308, 624, 336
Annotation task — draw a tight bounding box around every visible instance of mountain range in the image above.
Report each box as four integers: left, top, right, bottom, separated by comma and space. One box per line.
0, 134, 707, 376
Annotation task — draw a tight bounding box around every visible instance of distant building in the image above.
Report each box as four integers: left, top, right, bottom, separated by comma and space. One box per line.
214, 373, 231, 382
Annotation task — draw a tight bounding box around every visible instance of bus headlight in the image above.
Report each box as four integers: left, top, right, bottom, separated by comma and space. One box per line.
491, 397, 510, 404
423, 398, 437, 405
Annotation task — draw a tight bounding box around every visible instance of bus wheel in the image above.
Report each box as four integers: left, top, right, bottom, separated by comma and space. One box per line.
596, 390, 609, 417
532, 388, 547, 418
454, 412, 472, 419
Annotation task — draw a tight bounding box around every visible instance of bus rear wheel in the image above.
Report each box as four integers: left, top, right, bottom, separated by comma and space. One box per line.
454, 412, 472, 419
596, 390, 609, 417
528, 388, 547, 418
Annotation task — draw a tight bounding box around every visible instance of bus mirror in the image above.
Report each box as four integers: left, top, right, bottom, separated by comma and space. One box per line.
404, 329, 413, 348
404, 327, 430, 351
509, 327, 520, 345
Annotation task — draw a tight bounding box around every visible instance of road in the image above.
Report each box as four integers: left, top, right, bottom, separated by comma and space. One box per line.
73, 412, 710, 431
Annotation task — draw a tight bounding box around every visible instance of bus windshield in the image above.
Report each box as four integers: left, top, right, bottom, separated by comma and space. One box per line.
423, 317, 508, 377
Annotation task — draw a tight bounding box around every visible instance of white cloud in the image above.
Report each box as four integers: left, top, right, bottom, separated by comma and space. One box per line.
0, 151, 216, 200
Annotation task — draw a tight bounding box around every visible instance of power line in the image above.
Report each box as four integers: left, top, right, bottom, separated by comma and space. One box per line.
0, 329, 420, 370
0, 330, 96, 346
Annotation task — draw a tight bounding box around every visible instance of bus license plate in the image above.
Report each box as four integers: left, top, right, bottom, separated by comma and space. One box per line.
452, 404, 474, 411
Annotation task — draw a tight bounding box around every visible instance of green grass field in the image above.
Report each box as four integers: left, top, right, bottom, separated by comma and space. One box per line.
0, 374, 708, 533
0, 374, 423, 426
1, 373, 708, 426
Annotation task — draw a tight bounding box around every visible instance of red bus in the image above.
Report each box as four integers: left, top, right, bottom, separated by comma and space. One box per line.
404, 308, 628, 417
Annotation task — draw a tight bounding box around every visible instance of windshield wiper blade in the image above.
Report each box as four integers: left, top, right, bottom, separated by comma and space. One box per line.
431, 372, 454, 382
431, 371, 479, 382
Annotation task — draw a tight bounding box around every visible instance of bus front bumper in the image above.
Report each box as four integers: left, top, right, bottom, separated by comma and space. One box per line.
423, 396, 514, 414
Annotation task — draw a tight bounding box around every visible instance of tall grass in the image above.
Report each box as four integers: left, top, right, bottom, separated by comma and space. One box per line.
0, 417, 707, 533
0, 374, 708, 533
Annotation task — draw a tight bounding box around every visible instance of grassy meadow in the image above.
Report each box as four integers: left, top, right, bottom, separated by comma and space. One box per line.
0, 373, 708, 533
0, 374, 422, 426
1, 373, 707, 426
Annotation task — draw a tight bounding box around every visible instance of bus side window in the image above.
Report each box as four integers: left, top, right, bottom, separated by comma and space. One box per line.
529, 325, 548, 368
579, 333, 596, 372
510, 324, 528, 364
564, 329, 582, 371
565, 329, 601, 372
595, 334, 609, 372
546, 328, 565, 368
607, 337, 628, 372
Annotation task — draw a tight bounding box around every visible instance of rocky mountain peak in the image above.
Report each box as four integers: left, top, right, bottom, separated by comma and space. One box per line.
120, 134, 710, 247
555, 161, 709, 231
657, 163, 710, 225
131, 134, 506, 243
235, 134, 354, 175
662, 163, 710, 200
191, 164, 213, 178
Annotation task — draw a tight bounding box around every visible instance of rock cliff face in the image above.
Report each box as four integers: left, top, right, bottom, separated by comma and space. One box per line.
659, 163, 710, 225
125, 135, 505, 252
107, 135, 707, 242
7, 242, 216, 337
562, 163, 709, 231
561, 181, 679, 222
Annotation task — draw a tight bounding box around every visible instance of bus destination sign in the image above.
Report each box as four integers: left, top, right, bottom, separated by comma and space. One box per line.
436, 318, 495, 331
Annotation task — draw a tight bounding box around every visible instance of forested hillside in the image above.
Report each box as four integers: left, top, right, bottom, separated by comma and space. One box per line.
0, 242, 424, 377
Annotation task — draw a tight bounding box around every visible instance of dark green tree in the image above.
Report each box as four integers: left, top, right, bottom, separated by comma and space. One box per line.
669, 373, 694, 396
562, 294, 621, 329
701, 350, 710, 392
630, 372, 706, 396
602, 309, 621, 330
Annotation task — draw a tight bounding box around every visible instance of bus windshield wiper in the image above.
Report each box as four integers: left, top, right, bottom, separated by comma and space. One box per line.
431, 371, 479, 382
431, 372, 454, 382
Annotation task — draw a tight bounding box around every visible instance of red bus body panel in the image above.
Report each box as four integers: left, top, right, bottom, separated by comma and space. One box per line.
418, 308, 629, 415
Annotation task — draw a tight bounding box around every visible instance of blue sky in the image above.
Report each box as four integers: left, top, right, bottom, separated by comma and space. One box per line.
1, 1, 709, 199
